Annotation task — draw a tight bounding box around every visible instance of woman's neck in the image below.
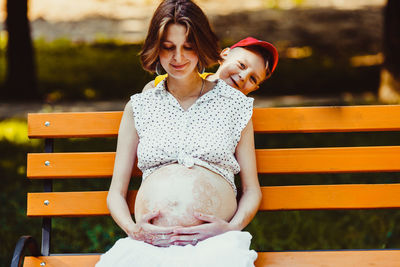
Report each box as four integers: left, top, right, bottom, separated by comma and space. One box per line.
166, 72, 203, 99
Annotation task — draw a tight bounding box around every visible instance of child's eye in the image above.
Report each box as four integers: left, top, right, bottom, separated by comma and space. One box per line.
250, 76, 257, 84
239, 62, 246, 69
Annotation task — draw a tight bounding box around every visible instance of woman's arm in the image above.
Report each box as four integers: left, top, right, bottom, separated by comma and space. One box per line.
107, 100, 175, 246
229, 119, 262, 230
107, 100, 139, 232
171, 120, 262, 245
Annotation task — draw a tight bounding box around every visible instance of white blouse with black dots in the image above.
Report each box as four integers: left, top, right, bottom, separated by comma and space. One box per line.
130, 79, 254, 195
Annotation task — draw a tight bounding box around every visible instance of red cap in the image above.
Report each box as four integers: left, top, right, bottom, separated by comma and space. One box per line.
231, 37, 279, 76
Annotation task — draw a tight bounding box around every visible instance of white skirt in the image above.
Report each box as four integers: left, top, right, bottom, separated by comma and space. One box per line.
95, 231, 258, 267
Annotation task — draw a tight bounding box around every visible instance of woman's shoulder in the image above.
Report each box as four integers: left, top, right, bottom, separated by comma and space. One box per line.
142, 80, 155, 92
130, 81, 166, 108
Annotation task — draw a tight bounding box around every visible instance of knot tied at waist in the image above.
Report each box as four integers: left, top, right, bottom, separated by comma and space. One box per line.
177, 152, 195, 168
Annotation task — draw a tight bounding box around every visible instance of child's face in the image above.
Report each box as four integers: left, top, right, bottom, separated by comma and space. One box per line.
217, 47, 266, 95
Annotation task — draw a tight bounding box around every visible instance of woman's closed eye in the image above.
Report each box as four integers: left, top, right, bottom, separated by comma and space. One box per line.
161, 44, 193, 51
162, 45, 174, 51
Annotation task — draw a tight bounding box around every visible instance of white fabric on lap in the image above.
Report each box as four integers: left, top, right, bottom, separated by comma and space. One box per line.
95, 231, 257, 267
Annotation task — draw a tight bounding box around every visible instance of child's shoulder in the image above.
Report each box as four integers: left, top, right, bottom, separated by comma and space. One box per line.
216, 79, 252, 101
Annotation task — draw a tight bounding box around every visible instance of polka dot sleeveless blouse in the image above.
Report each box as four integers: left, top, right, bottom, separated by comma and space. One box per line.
130, 79, 254, 194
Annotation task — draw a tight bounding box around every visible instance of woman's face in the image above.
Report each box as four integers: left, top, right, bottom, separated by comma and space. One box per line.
159, 23, 199, 79
217, 47, 266, 95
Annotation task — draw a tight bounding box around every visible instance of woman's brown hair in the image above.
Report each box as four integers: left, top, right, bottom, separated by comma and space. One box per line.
140, 0, 221, 73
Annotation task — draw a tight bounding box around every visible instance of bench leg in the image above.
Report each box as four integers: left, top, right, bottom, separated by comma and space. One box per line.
11, 236, 41, 267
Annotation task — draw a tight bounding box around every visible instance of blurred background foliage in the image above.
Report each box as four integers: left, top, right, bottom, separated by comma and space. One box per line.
1, 0, 400, 266
0, 35, 383, 101
0, 38, 154, 101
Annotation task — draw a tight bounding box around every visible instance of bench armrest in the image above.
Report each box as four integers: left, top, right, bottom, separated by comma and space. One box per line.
11, 236, 41, 267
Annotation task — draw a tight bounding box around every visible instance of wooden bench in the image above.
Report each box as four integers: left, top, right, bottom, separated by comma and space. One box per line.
12, 105, 400, 266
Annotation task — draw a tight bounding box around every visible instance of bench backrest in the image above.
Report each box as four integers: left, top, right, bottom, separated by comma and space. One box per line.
25, 105, 400, 266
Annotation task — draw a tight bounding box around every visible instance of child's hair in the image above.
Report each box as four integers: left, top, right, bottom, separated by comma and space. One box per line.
242, 45, 273, 79
140, 0, 221, 73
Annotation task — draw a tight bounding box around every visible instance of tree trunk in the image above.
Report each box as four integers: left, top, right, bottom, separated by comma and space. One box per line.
378, 0, 400, 103
5, 0, 37, 100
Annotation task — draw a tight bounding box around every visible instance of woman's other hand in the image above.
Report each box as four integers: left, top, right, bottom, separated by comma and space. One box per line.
170, 212, 236, 246
126, 210, 176, 247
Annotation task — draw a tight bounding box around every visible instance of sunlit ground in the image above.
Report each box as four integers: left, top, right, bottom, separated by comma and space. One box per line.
0, 0, 386, 22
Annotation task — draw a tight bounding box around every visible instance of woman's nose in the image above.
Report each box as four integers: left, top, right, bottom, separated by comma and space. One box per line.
173, 49, 183, 62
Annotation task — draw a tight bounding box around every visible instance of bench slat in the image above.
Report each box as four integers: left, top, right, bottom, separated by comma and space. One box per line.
27, 152, 141, 178
257, 146, 400, 174
254, 250, 400, 266
27, 191, 136, 217
28, 105, 400, 138
27, 184, 400, 216
27, 146, 400, 178
24, 255, 100, 267
253, 105, 400, 133
261, 184, 400, 210
23, 250, 400, 267
28, 112, 123, 138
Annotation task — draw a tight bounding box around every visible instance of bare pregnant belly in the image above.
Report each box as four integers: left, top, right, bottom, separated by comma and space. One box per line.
134, 164, 237, 227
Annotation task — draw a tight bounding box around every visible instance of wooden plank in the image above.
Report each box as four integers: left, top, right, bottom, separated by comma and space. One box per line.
27, 146, 400, 178
27, 184, 400, 217
254, 250, 400, 266
253, 105, 400, 133
28, 105, 400, 138
27, 191, 136, 217
28, 112, 122, 138
256, 146, 400, 174
24, 255, 100, 266
259, 184, 400, 211
27, 152, 141, 178
23, 250, 400, 267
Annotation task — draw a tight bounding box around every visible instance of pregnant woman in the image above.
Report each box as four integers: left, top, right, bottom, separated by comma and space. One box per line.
96, 0, 262, 266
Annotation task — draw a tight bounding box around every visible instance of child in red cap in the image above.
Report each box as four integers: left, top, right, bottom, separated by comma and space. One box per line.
144, 37, 278, 95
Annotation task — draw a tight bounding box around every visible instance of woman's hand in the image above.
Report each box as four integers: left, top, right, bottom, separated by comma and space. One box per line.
170, 212, 236, 246
126, 210, 177, 247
